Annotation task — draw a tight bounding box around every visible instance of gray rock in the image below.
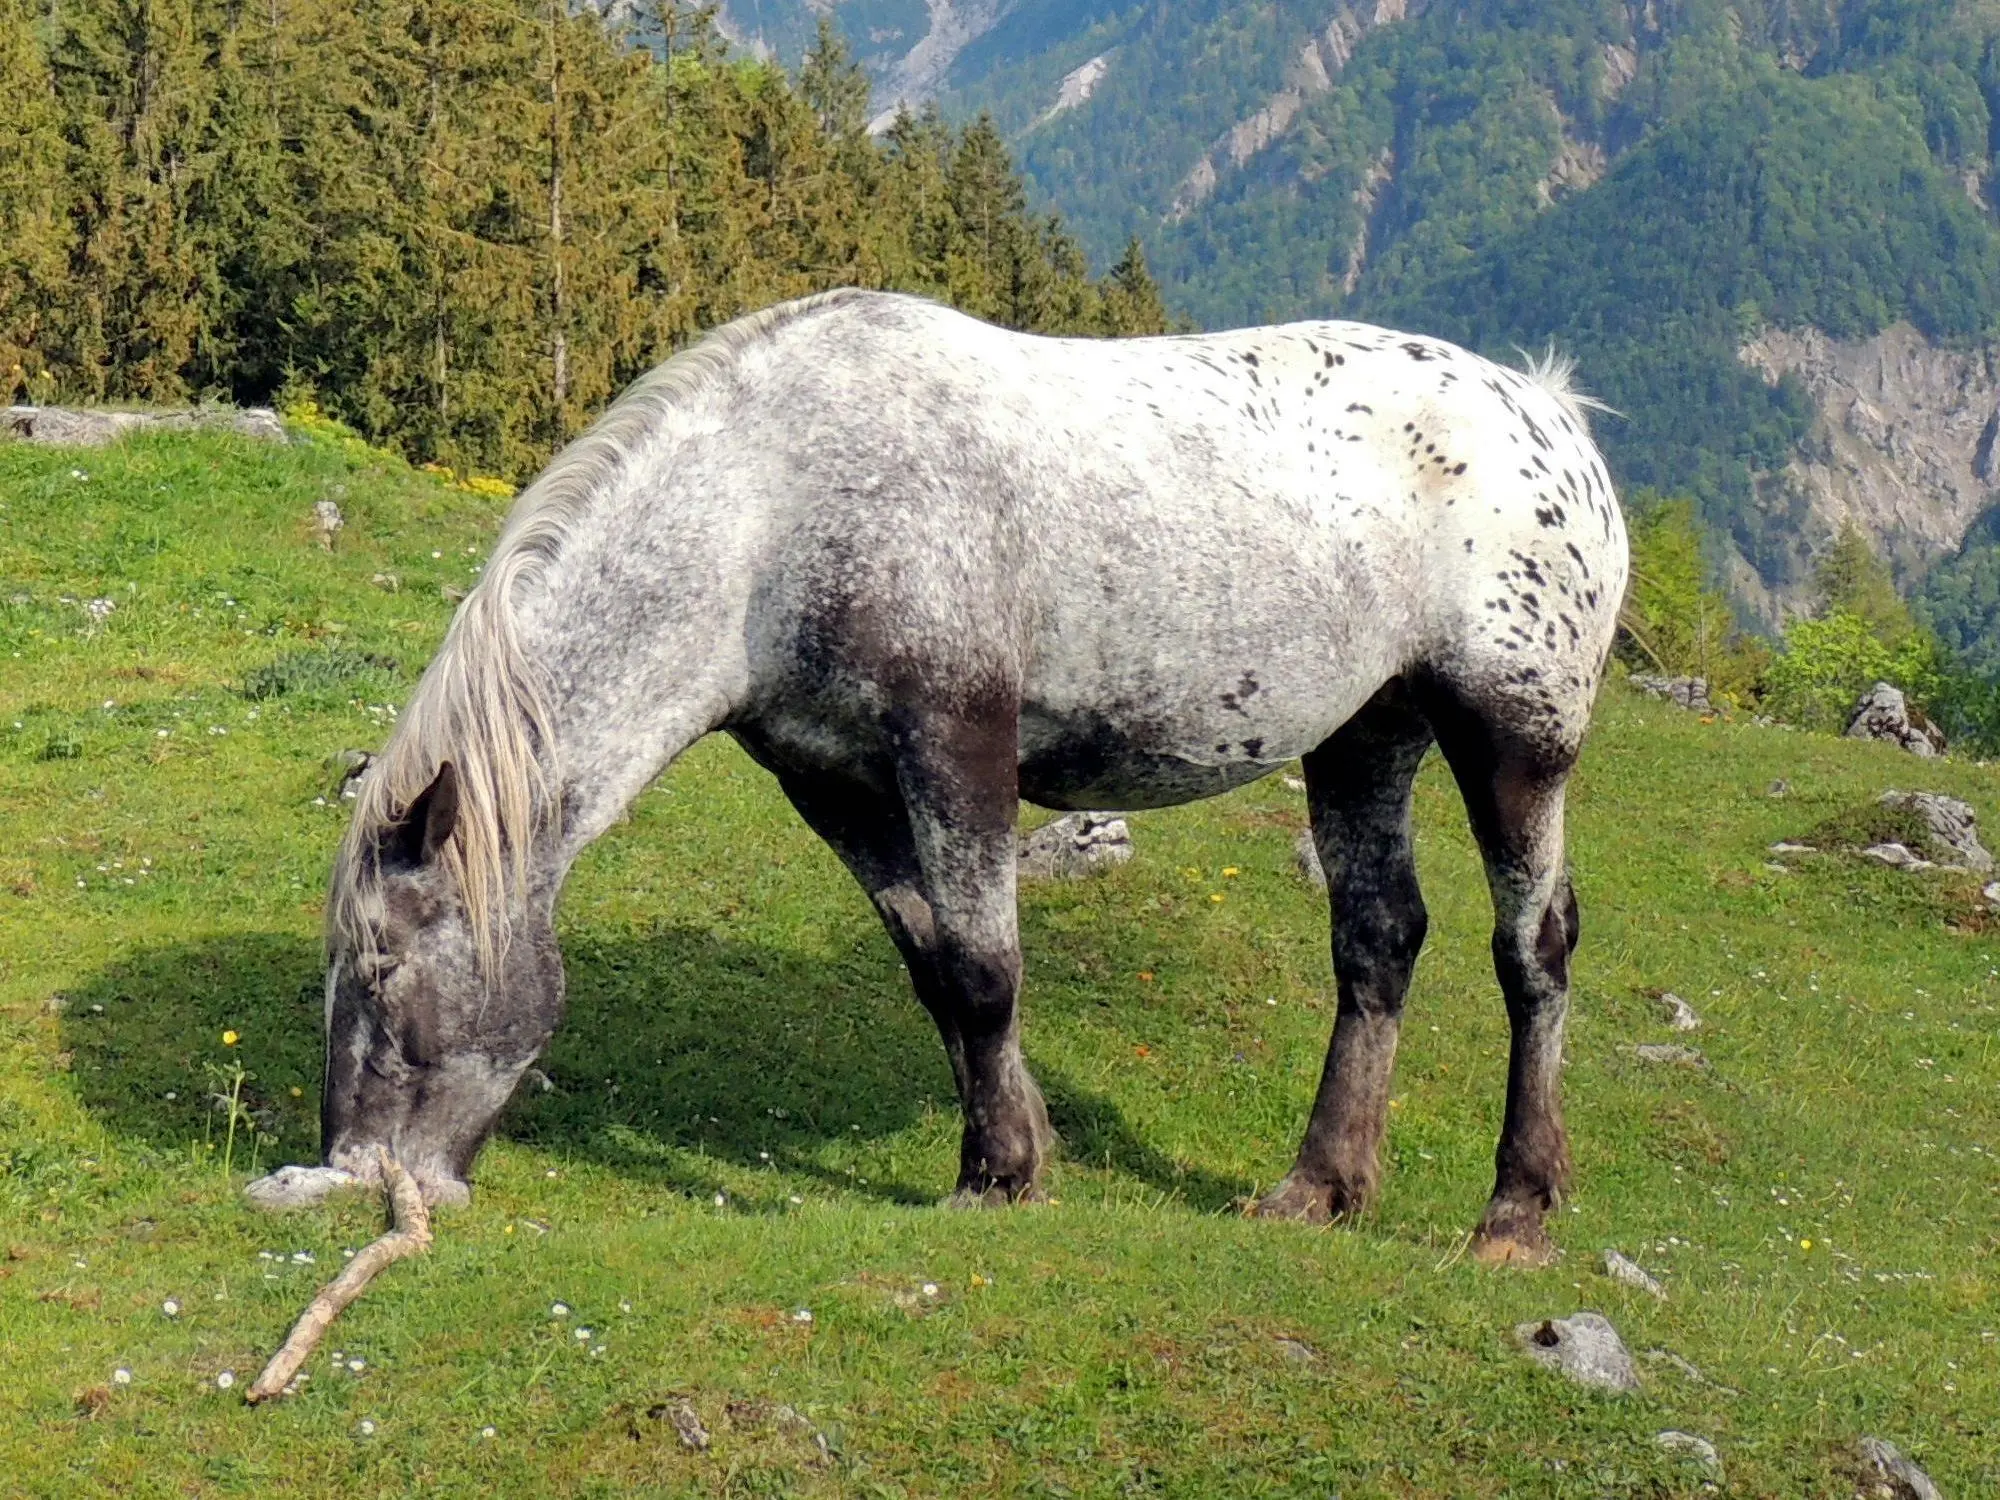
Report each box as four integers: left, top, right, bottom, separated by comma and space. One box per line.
1861, 842, 1935, 871
1018, 812, 1132, 881
1768, 841, 1817, 855
325, 748, 374, 801
313, 498, 344, 549
1602, 1249, 1666, 1298
1846, 682, 1947, 757
1984, 881, 2000, 905
651, 1399, 710, 1451
243, 1163, 362, 1211
1294, 827, 1327, 889
2, 403, 287, 446
1768, 778, 1792, 797
1857, 1437, 1943, 1500
1655, 991, 1703, 1031
1657, 1430, 1722, 1478
1515, 1311, 1641, 1393
1631, 674, 1712, 712
1877, 790, 1992, 871
1274, 1337, 1318, 1364
1631, 1042, 1707, 1068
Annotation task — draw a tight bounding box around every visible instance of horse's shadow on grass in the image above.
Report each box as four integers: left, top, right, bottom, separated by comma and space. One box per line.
59, 924, 1247, 1211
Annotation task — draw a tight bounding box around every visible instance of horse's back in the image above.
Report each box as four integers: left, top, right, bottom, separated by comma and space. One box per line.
726, 294, 1627, 803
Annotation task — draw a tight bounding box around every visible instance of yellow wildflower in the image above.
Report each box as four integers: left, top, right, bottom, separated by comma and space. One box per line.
221, 1030, 239, 1046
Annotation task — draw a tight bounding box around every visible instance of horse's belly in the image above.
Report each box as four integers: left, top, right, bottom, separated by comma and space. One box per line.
1015, 678, 1367, 812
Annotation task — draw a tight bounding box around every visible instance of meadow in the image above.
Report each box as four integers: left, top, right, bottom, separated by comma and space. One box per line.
0, 426, 1994, 1496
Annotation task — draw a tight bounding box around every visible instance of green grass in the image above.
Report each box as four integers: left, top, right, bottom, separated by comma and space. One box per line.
1, 430, 1996, 1496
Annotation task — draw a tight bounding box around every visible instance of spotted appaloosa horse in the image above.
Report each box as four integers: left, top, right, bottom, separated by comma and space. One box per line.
269, 288, 1628, 1266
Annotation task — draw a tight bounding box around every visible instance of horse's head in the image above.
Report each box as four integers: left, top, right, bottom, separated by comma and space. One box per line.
320, 762, 564, 1205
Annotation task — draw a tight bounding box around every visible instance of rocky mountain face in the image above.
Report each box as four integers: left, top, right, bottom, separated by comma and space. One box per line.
1738, 325, 2000, 623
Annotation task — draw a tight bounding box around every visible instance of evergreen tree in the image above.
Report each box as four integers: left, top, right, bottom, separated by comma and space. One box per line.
1098, 237, 1172, 336
0, 0, 67, 401
1813, 521, 1914, 643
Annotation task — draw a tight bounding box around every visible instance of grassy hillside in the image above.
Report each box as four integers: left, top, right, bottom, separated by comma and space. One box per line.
2, 429, 1997, 1494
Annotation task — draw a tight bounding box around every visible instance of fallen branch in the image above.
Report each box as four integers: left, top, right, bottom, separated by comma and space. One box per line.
246, 1149, 432, 1404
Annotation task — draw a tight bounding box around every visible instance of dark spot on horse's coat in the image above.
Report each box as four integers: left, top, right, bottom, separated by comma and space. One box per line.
1452, 461, 1466, 475
1243, 351, 1260, 367
1533, 455, 1550, 474
1402, 342, 1435, 361
1464, 538, 1475, 551
1347, 402, 1372, 413
1534, 507, 1560, 529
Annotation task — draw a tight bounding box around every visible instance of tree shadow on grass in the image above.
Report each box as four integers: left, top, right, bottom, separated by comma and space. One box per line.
59, 924, 1249, 1211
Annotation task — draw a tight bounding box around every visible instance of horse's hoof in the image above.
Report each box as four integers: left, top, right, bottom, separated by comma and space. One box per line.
1249, 1175, 1334, 1224
945, 1179, 1042, 1209
1470, 1227, 1558, 1268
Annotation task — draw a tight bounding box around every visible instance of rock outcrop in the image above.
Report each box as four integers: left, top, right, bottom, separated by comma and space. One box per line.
1876, 790, 1992, 870
1018, 812, 1133, 881
3, 405, 286, 445
1738, 323, 2000, 619
1630, 674, 1712, 712
1846, 683, 1947, 758
1167, 2, 1425, 221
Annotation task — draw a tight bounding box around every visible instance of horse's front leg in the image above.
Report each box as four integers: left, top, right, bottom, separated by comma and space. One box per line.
890, 702, 1050, 1204
775, 708, 1050, 1204
1256, 686, 1433, 1223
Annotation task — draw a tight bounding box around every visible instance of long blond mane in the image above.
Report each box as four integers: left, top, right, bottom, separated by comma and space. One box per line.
326, 289, 868, 975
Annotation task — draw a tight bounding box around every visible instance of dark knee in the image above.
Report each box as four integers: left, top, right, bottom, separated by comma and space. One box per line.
1332, 889, 1428, 1015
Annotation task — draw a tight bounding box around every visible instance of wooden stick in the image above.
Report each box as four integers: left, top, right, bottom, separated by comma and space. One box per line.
246, 1149, 433, 1404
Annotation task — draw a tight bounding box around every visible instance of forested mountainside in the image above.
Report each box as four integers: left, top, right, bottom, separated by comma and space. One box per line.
0, 0, 1168, 480
714, 0, 2000, 643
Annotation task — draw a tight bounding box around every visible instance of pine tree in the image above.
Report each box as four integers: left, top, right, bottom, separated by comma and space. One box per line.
1813, 521, 1914, 644
1098, 237, 1172, 336
0, 0, 67, 401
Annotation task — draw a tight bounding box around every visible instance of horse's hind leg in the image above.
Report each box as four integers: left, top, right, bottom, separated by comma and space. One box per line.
1255, 682, 1433, 1223
777, 710, 1050, 1204
1426, 689, 1582, 1267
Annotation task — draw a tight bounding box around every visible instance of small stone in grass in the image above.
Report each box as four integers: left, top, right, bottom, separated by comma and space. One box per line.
1656, 1431, 1720, 1477
1515, 1312, 1640, 1393
1857, 1437, 1942, 1500
654, 1399, 709, 1451
1654, 992, 1703, 1032
1631, 1042, 1707, 1068
1274, 1337, 1318, 1364
1601, 1249, 1666, 1299
792, 1308, 813, 1324
112, 1369, 132, 1386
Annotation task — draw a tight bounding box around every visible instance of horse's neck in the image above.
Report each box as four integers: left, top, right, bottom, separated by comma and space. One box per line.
516, 511, 741, 870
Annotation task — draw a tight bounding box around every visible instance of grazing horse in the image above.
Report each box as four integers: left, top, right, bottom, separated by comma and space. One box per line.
303, 288, 1627, 1265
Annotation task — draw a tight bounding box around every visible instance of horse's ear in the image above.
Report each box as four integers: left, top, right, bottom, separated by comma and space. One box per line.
386, 762, 460, 868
